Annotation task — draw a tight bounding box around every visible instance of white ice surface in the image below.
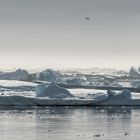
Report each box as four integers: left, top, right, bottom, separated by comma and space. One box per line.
118, 81, 132, 87
0, 80, 37, 97
0, 80, 37, 87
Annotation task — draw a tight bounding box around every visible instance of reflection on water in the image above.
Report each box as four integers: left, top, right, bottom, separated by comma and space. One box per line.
0, 106, 140, 140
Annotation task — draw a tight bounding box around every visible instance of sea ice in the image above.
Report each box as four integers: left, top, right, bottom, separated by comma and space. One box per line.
36, 83, 75, 98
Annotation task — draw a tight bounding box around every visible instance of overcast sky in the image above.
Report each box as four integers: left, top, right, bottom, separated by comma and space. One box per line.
0, 0, 140, 70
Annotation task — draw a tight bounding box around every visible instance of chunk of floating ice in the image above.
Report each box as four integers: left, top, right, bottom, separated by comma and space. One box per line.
86, 92, 108, 103
0, 89, 139, 106
36, 83, 75, 98
107, 89, 132, 100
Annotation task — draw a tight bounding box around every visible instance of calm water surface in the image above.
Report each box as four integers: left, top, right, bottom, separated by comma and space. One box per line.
0, 106, 140, 140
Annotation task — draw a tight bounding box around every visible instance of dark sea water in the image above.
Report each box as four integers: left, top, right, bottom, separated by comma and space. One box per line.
0, 106, 140, 140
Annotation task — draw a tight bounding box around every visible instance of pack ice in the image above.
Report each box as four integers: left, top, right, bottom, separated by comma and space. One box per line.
0, 81, 139, 106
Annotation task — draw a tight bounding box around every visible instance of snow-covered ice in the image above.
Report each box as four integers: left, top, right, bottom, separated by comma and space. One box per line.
0, 80, 37, 87
0, 80, 37, 96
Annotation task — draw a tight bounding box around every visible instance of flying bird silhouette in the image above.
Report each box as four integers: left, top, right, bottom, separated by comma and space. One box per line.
85, 17, 90, 20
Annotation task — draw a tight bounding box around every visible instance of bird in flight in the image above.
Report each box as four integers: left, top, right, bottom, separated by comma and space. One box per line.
85, 17, 90, 20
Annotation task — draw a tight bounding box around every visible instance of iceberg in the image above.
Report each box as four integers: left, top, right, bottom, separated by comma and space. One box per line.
0, 69, 29, 80
107, 89, 132, 99
129, 67, 140, 79
36, 83, 75, 98
131, 81, 140, 88
39, 69, 62, 82
97, 90, 135, 106
85, 92, 108, 103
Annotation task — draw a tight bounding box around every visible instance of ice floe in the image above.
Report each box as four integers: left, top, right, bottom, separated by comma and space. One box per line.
36, 83, 75, 98
0, 81, 139, 106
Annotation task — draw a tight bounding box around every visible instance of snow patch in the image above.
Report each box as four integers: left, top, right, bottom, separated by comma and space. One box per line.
0, 80, 37, 87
